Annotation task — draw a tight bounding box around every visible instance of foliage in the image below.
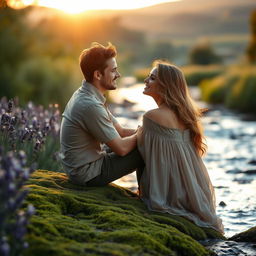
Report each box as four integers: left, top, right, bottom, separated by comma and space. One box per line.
134, 68, 151, 82
0, 6, 148, 109
0, 5, 33, 99
23, 170, 224, 256
0, 98, 62, 171
0, 149, 35, 256
189, 42, 222, 65
134, 65, 224, 86
200, 65, 256, 114
15, 57, 79, 108
182, 65, 224, 86
246, 9, 256, 63
147, 41, 175, 63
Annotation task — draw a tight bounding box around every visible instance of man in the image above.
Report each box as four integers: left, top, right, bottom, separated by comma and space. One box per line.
60, 42, 144, 186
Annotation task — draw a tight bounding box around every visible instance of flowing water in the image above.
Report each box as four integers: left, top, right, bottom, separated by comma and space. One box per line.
109, 81, 256, 254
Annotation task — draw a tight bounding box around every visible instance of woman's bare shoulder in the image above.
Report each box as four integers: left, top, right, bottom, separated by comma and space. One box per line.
144, 109, 166, 124
144, 108, 185, 129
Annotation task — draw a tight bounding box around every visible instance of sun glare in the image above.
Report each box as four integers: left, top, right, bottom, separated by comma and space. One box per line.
8, 0, 178, 14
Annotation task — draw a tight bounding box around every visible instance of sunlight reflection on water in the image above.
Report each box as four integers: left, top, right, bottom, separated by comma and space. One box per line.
110, 82, 256, 238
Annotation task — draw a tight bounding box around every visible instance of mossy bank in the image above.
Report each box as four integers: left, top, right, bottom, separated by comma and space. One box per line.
24, 170, 224, 256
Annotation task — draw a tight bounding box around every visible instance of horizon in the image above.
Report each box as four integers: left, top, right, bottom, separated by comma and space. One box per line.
7, 0, 180, 14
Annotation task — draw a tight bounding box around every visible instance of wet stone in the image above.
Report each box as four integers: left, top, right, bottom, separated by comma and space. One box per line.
209, 121, 219, 125
226, 168, 242, 174
233, 178, 252, 184
244, 169, 256, 175
219, 201, 227, 207
230, 134, 238, 140
248, 159, 256, 165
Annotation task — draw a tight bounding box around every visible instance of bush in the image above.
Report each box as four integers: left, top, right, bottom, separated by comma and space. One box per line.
189, 42, 222, 65
246, 10, 256, 63
14, 57, 80, 109
134, 68, 151, 82
0, 149, 35, 256
182, 65, 224, 86
226, 73, 256, 111
0, 98, 62, 171
200, 73, 239, 103
200, 65, 256, 114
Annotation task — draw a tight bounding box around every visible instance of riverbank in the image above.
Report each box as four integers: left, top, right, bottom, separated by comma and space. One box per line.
24, 170, 224, 256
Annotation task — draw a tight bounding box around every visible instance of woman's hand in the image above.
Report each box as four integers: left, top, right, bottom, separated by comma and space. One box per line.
136, 125, 143, 141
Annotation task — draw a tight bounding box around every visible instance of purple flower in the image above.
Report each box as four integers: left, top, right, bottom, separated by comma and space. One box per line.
27, 204, 36, 217
7, 100, 13, 114
0, 237, 10, 256
10, 116, 17, 126
0, 148, 35, 256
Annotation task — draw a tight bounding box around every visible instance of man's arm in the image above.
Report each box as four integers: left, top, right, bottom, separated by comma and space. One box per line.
113, 122, 137, 138
84, 104, 137, 156
106, 133, 137, 156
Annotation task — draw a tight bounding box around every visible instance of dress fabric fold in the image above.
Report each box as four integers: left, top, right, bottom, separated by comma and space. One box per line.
138, 116, 224, 233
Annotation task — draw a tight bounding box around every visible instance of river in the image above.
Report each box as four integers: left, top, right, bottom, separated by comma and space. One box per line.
108, 80, 256, 252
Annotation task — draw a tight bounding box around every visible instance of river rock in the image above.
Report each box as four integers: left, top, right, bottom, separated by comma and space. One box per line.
24, 170, 224, 256
219, 201, 227, 207
248, 159, 256, 165
230, 226, 256, 243
244, 169, 256, 175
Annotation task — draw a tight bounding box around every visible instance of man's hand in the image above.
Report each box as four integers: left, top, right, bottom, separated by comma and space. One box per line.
114, 122, 137, 137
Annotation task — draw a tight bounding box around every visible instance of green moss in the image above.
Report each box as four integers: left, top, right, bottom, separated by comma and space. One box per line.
24, 170, 224, 256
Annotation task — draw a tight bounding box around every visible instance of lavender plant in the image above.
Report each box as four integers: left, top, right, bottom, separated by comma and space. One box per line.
0, 148, 35, 256
0, 97, 62, 171
0, 98, 61, 255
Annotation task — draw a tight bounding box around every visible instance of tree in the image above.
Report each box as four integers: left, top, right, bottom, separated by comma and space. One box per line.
149, 41, 174, 61
0, 5, 33, 98
246, 10, 256, 63
189, 42, 222, 65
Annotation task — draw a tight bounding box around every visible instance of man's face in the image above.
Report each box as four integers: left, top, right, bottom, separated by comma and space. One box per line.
99, 58, 120, 91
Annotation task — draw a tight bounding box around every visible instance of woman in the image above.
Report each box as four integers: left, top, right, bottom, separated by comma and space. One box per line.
137, 60, 224, 233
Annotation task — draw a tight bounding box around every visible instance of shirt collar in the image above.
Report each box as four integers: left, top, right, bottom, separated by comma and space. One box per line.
80, 80, 106, 104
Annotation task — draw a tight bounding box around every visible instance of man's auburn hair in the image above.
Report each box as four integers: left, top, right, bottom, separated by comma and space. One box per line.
79, 42, 117, 83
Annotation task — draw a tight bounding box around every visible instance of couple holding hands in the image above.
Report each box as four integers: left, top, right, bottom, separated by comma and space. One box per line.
60, 42, 223, 234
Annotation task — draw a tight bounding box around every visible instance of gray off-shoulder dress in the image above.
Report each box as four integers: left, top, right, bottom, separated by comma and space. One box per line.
138, 116, 224, 233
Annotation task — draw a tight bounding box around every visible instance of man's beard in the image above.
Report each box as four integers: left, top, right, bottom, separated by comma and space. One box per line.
101, 78, 118, 90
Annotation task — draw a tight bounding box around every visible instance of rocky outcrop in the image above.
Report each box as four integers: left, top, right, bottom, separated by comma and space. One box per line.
230, 226, 256, 243
24, 170, 225, 256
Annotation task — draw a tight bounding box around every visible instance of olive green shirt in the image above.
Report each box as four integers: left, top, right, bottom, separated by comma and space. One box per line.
60, 80, 119, 182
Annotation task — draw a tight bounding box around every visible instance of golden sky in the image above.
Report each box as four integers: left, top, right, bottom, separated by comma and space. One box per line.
8, 0, 179, 14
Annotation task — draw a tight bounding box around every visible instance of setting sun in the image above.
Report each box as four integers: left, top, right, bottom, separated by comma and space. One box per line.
8, 0, 179, 14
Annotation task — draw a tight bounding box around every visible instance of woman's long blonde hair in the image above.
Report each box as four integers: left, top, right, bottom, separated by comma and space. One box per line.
154, 60, 207, 156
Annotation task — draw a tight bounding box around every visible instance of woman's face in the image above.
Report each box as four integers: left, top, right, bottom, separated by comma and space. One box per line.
143, 67, 160, 97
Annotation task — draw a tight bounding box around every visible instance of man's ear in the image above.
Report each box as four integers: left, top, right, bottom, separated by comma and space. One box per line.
93, 70, 102, 80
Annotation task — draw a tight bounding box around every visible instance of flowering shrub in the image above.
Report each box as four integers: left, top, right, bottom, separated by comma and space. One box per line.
0, 97, 63, 255
0, 97, 61, 170
0, 149, 35, 256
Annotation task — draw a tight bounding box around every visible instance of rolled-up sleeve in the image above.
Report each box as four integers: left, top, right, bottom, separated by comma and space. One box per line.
83, 104, 119, 143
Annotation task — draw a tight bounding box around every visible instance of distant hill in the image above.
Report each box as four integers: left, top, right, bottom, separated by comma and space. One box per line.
85, 0, 256, 40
